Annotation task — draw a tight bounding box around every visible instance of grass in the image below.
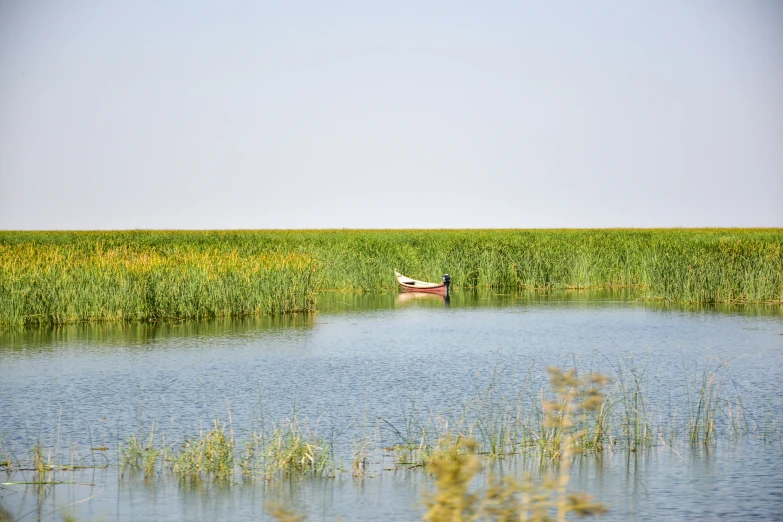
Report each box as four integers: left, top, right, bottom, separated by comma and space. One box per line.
120, 417, 162, 477
0, 238, 318, 326
4, 360, 778, 522
172, 420, 235, 480
1, 229, 781, 326
3, 359, 778, 488
240, 415, 334, 480
380, 357, 774, 466
272, 370, 611, 522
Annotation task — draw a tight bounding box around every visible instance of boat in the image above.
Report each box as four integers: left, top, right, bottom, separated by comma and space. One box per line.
394, 271, 451, 295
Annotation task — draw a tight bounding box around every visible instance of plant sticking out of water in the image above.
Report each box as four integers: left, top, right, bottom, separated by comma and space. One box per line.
422, 437, 481, 520
385, 409, 471, 469
534, 368, 612, 460
0, 437, 16, 472
0, 455, 12, 471
541, 367, 610, 520
471, 366, 530, 458
685, 360, 730, 445
380, 395, 457, 468
423, 445, 608, 521
241, 415, 333, 480
172, 420, 234, 481
121, 421, 160, 477
375, 355, 765, 469
2, 357, 773, 490
760, 408, 778, 442
31, 443, 46, 477
421, 368, 609, 521
352, 429, 376, 478
423, 437, 606, 520
613, 359, 654, 451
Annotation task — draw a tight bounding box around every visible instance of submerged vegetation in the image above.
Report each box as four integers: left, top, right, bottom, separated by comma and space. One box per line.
1, 229, 781, 325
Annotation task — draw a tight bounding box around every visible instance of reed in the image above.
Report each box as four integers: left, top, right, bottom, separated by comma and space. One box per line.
172, 420, 234, 480
421, 367, 609, 521
0, 238, 318, 326
240, 415, 334, 479
614, 360, 654, 450
3, 359, 777, 488
121, 431, 160, 477
1, 229, 780, 326
380, 356, 768, 464
422, 436, 607, 522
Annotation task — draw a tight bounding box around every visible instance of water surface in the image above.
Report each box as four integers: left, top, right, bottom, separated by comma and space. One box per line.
1, 290, 782, 520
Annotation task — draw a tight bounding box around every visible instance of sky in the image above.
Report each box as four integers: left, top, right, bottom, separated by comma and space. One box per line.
0, 1, 781, 229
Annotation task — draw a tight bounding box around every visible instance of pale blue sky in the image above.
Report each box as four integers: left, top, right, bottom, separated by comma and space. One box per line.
1, 1, 781, 229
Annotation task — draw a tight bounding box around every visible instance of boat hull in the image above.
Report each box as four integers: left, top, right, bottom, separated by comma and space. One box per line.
394, 270, 449, 295
398, 284, 447, 295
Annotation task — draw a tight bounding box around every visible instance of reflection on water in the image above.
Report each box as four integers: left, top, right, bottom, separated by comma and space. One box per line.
3, 444, 782, 521
2, 289, 781, 350
0, 313, 316, 351
317, 288, 783, 316
1, 290, 782, 521
395, 291, 448, 307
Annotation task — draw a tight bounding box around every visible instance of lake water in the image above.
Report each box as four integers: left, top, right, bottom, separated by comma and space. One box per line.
1, 290, 782, 521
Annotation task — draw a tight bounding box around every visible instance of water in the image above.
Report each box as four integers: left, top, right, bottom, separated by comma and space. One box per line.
1, 291, 782, 521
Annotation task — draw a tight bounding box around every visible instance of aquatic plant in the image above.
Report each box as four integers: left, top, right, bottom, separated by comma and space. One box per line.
422, 365, 610, 522
1, 229, 781, 325
241, 415, 334, 479
121, 432, 160, 477
2, 358, 775, 491
172, 420, 234, 480
0, 239, 318, 326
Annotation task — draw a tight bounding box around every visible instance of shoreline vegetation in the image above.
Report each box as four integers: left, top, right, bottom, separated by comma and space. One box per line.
1, 229, 781, 326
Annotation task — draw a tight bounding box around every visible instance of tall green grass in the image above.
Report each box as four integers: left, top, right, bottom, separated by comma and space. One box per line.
1, 229, 781, 325
0, 239, 318, 326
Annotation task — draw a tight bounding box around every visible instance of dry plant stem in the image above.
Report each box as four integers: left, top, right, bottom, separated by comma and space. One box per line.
421, 368, 609, 521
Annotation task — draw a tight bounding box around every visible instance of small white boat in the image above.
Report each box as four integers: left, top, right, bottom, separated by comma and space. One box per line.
394, 271, 451, 295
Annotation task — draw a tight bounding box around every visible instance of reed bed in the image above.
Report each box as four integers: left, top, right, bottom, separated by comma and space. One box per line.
1, 229, 780, 325
0, 238, 318, 326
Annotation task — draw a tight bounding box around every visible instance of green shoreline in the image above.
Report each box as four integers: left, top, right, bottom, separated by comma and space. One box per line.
1, 229, 781, 326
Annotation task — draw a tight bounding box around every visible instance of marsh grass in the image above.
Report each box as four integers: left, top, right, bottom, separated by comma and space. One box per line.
0, 241, 318, 326
31, 443, 46, 477
4, 359, 776, 489
760, 409, 777, 441
470, 368, 525, 458
2, 229, 781, 326
172, 420, 234, 481
240, 415, 334, 480
121, 431, 160, 477
379, 356, 769, 472
613, 361, 654, 450
421, 368, 609, 522
351, 428, 377, 477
